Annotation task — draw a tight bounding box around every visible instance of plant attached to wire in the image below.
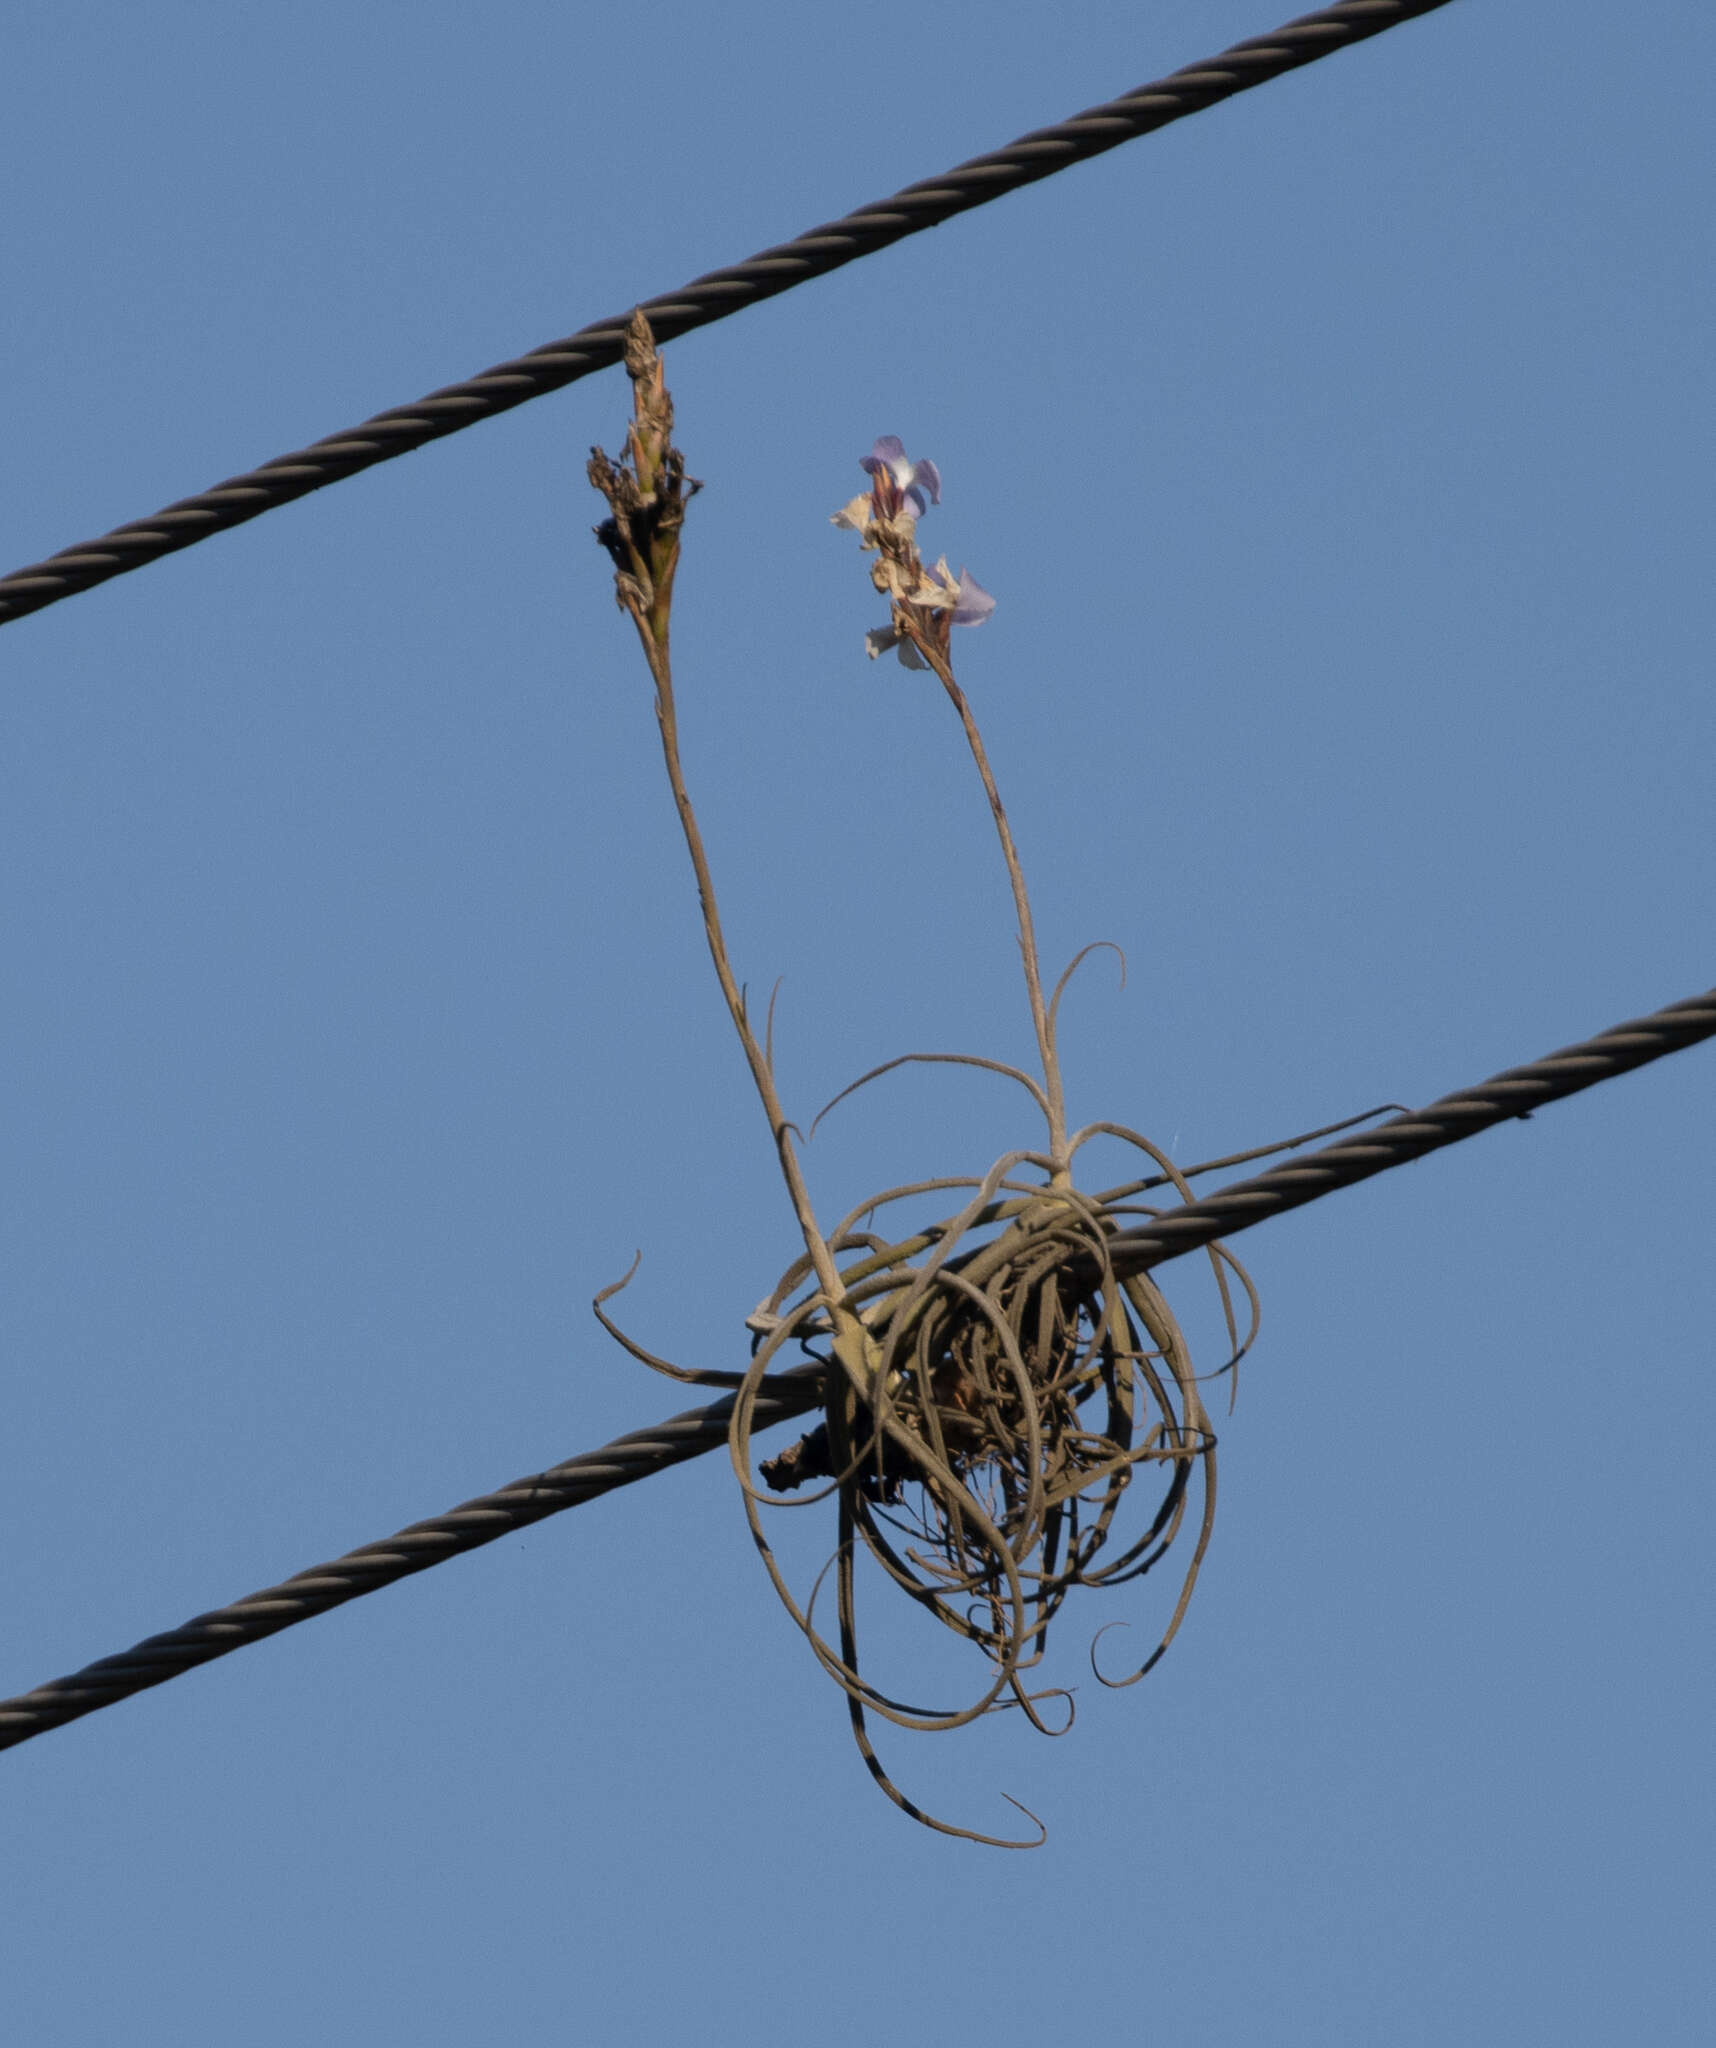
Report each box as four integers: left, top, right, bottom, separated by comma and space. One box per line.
589, 316, 1264, 1845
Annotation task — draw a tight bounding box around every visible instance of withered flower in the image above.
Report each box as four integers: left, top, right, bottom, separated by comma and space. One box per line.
833, 436, 994, 672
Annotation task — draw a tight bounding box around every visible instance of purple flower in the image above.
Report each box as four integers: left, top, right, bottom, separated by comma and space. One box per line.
833, 440, 994, 668
864, 562, 996, 668
918, 557, 994, 629
948, 568, 995, 629
859, 435, 942, 520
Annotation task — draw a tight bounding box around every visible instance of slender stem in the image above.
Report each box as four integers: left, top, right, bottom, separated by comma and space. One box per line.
594, 323, 870, 1400
921, 646, 1069, 1177
638, 629, 855, 1319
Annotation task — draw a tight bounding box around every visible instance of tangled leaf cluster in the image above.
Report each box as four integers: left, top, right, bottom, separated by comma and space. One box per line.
737, 1127, 1257, 1843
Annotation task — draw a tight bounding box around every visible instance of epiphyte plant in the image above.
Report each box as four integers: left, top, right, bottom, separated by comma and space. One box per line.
589, 313, 1267, 1845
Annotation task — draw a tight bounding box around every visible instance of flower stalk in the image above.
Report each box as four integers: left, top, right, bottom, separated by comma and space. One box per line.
589, 315, 872, 1389
832, 439, 1067, 1178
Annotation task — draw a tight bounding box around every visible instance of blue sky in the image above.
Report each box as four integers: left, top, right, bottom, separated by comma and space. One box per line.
2, 3, 1712, 2040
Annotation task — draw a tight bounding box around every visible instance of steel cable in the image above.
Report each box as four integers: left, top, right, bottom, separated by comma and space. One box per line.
0, 0, 1458, 631
2, 978, 1709, 1757
1108, 985, 1716, 1272
0, 1367, 828, 1755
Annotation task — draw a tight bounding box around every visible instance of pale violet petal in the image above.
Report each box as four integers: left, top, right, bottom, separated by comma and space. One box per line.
952, 569, 995, 628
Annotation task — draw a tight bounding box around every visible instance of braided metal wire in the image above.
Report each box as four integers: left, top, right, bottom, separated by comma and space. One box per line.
0, 0, 1457, 631
1, 978, 1708, 1757
1107, 986, 1716, 1272
0, 1367, 826, 1754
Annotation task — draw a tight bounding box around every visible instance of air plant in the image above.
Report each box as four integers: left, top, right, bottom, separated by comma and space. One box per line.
588, 317, 1295, 1845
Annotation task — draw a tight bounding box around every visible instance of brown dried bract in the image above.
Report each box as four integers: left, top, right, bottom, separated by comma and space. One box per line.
588, 311, 701, 653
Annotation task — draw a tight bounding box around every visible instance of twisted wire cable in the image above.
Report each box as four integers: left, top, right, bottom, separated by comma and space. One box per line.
0, 1366, 827, 1755
0, 0, 1458, 631
1106, 986, 1716, 1272
2, 978, 1709, 1757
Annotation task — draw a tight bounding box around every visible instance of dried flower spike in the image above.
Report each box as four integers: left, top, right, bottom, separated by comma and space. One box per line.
588, 310, 701, 657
